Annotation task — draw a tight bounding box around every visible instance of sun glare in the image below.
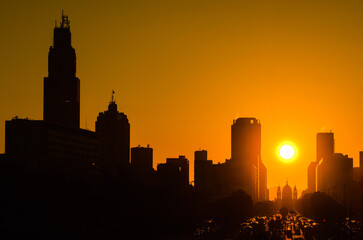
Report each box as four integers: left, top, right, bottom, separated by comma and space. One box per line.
277, 142, 297, 163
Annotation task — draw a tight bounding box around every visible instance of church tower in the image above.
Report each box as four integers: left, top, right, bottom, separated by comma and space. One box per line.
44, 12, 80, 128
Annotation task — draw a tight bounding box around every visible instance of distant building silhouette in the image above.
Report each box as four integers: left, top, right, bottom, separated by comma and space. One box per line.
316, 132, 335, 192
194, 150, 213, 192
282, 181, 293, 209
259, 160, 268, 201
277, 185, 281, 200
131, 145, 153, 176
44, 13, 80, 128
293, 185, 297, 200
275, 185, 282, 209
157, 156, 189, 191
96, 92, 130, 180
318, 153, 353, 204
307, 161, 317, 193
193, 118, 268, 202
317, 132, 334, 162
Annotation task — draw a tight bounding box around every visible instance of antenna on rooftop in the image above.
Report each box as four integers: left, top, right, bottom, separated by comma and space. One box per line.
60, 10, 70, 28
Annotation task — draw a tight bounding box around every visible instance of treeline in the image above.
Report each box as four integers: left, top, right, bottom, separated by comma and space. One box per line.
295, 192, 345, 223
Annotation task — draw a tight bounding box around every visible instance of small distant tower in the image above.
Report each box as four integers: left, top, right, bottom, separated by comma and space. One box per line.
277, 185, 281, 200
293, 185, 298, 200
96, 91, 130, 180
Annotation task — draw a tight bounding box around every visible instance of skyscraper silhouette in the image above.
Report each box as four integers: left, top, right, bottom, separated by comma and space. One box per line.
316, 132, 334, 162
44, 13, 80, 128
307, 161, 317, 193
231, 118, 262, 201
317, 132, 335, 192
96, 92, 130, 180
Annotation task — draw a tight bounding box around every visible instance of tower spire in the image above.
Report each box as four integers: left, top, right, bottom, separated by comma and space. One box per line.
111, 90, 115, 104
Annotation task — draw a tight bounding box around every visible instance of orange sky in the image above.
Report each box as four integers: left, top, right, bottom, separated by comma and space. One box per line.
0, 0, 362, 196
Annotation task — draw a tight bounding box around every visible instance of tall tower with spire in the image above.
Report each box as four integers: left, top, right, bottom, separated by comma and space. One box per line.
44, 12, 80, 128
96, 91, 130, 180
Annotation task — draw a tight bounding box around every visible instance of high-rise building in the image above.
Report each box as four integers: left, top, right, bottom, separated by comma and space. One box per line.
44, 13, 80, 128
316, 132, 334, 163
317, 153, 353, 206
307, 161, 317, 193
259, 160, 268, 201
96, 93, 130, 180
316, 132, 335, 192
231, 118, 261, 201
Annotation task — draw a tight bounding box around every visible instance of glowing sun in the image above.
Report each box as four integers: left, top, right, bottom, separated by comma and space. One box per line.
277, 143, 297, 162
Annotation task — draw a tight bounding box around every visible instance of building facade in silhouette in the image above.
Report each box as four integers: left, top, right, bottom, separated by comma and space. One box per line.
307, 161, 317, 193
5, 118, 99, 181
317, 132, 335, 191
231, 118, 263, 201
131, 145, 153, 177
44, 13, 80, 128
282, 181, 293, 209
259, 160, 268, 201
96, 94, 130, 180
318, 153, 353, 204
157, 156, 189, 191
194, 150, 213, 192
4, 14, 101, 182
316, 132, 334, 162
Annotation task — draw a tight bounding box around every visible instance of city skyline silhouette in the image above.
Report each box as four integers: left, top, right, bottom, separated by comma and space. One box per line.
0, 3, 362, 239
0, 1, 362, 195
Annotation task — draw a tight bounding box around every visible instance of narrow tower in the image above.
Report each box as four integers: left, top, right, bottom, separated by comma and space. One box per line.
44, 12, 80, 128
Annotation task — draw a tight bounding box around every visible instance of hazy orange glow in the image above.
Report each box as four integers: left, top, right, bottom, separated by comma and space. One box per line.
0, 1, 362, 198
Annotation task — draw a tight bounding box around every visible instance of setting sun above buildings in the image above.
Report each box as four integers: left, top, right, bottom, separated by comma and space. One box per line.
278, 143, 297, 163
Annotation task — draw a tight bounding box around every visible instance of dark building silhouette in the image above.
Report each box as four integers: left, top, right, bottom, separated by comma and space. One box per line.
44, 13, 80, 128
317, 153, 353, 200
259, 160, 268, 201
231, 118, 262, 201
316, 132, 335, 192
317, 132, 334, 162
194, 150, 213, 192
131, 145, 153, 176
193, 118, 268, 202
277, 185, 281, 200
195, 150, 208, 162
5, 118, 98, 181
166, 156, 189, 186
96, 93, 130, 180
307, 161, 317, 193
157, 156, 189, 191
293, 185, 297, 200
282, 181, 293, 209
275, 185, 282, 208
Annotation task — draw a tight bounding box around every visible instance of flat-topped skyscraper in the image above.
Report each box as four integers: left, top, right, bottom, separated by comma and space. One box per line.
44, 13, 80, 128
